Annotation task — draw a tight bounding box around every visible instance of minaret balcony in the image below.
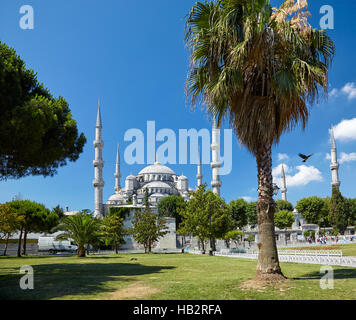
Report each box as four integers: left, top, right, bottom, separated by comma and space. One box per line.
93, 179, 105, 187
93, 160, 104, 168
330, 163, 339, 170
210, 162, 222, 169
211, 180, 222, 188
93, 140, 104, 148
114, 173, 122, 179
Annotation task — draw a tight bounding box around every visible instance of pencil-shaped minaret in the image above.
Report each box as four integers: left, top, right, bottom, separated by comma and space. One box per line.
211, 117, 222, 196
281, 164, 287, 201
114, 144, 121, 194
330, 129, 341, 188
93, 100, 105, 218
197, 146, 203, 188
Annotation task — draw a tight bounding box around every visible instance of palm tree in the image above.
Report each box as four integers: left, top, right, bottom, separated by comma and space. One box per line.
185, 0, 334, 281
54, 212, 100, 257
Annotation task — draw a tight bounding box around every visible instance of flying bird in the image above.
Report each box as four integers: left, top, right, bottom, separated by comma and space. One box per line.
298, 153, 313, 162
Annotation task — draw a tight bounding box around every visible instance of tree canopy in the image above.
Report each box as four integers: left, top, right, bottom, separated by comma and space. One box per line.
228, 199, 248, 229
274, 210, 295, 230
329, 187, 350, 235
130, 208, 169, 253
157, 195, 186, 229
178, 184, 230, 251
275, 200, 294, 212
0, 41, 86, 180
296, 196, 329, 225
246, 201, 258, 227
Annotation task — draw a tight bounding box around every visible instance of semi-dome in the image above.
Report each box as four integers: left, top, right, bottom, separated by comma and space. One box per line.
144, 181, 172, 189
108, 193, 125, 201
138, 162, 175, 175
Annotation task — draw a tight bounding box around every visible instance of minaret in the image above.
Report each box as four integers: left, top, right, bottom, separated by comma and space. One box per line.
281, 164, 287, 201
196, 146, 203, 188
211, 117, 222, 195
330, 129, 341, 188
93, 100, 105, 218
114, 144, 121, 194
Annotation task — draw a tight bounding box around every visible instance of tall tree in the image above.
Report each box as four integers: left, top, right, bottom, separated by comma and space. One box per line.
130, 209, 169, 253
0, 41, 86, 180
329, 187, 350, 235
100, 214, 127, 254
9, 200, 57, 256
185, 0, 334, 280
178, 185, 230, 253
0, 203, 24, 256
347, 198, 356, 229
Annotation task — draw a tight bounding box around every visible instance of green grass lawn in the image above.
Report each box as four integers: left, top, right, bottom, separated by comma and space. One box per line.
0, 253, 355, 300
279, 243, 356, 256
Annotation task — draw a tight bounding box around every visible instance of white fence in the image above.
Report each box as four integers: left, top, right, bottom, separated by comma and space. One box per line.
202, 250, 356, 268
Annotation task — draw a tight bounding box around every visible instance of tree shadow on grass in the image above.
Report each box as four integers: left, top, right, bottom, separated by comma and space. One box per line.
0, 262, 175, 300
292, 268, 356, 280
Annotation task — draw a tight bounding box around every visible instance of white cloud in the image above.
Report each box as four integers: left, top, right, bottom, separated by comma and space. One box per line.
273, 165, 323, 187
278, 153, 289, 161
332, 118, 356, 142
242, 196, 257, 203
341, 82, 356, 100
329, 88, 339, 98
328, 82, 356, 100
325, 153, 331, 160
339, 152, 356, 164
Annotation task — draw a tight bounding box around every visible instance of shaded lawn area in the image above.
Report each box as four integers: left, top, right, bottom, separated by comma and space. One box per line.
0, 254, 355, 300
280, 243, 356, 256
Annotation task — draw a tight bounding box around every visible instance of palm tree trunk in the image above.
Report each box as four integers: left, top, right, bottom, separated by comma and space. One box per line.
255, 145, 286, 281
77, 245, 86, 257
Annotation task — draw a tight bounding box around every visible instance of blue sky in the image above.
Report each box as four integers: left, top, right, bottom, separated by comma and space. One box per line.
0, 0, 355, 211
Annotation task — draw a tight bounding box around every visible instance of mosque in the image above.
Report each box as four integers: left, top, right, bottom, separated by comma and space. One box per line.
90, 101, 354, 250
92, 102, 222, 219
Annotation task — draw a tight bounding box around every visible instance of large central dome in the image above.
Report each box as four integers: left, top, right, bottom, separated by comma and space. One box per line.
138, 162, 176, 175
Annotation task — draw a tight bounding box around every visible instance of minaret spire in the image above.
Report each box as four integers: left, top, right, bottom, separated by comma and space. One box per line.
93, 100, 105, 218
211, 116, 222, 196
281, 164, 287, 201
196, 145, 203, 188
96, 99, 102, 128
330, 128, 340, 188
114, 144, 121, 194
